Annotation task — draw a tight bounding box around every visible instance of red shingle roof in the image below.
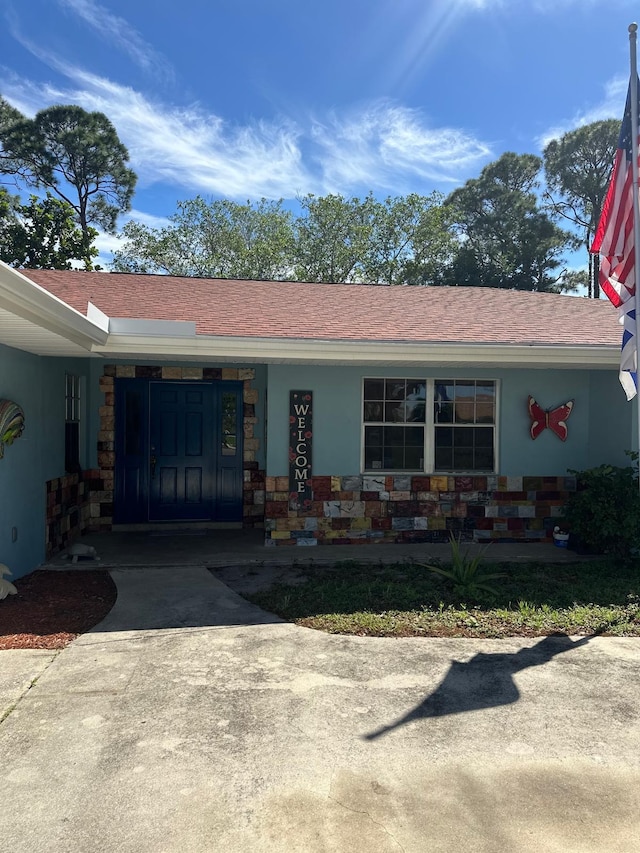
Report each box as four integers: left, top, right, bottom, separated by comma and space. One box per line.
24, 269, 620, 347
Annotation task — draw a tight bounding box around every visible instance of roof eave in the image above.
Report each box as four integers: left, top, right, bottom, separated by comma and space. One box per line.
92, 334, 621, 368
0, 261, 109, 350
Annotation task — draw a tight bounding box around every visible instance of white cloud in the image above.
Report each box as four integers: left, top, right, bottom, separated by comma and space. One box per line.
124, 209, 172, 230
0, 65, 311, 199
56, 0, 173, 83
0, 40, 493, 200
312, 102, 492, 193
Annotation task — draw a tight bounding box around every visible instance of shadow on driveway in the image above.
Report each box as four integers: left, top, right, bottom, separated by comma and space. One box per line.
364, 633, 593, 740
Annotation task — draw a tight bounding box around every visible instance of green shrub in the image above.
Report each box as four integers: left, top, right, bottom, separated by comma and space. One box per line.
563, 455, 640, 561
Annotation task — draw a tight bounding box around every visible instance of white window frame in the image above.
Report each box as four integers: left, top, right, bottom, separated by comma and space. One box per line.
361, 377, 499, 475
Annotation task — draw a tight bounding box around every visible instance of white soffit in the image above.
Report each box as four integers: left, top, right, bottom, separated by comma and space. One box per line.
0, 307, 101, 357
0, 262, 108, 355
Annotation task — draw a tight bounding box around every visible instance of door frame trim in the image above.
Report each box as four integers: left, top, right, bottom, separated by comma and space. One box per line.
97, 364, 264, 531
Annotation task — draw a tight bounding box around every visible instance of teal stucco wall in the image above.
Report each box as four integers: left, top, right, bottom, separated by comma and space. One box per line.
266, 364, 633, 477
0, 343, 94, 579
588, 370, 637, 468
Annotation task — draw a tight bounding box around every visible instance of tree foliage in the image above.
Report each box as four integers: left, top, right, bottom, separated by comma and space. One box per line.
0, 96, 23, 175
114, 192, 462, 285
292, 193, 376, 282
113, 197, 294, 279
0, 102, 136, 267
364, 192, 457, 285
0, 188, 98, 269
112, 131, 622, 294
543, 120, 619, 298
445, 152, 573, 292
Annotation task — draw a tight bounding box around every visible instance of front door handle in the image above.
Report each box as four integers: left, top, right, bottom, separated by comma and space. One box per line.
150, 454, 157, 479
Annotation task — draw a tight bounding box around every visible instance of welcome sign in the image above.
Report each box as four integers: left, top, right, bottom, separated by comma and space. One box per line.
289, 390, 313, 509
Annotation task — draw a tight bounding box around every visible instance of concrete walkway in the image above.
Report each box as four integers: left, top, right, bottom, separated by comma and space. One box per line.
2, 567, 640, 852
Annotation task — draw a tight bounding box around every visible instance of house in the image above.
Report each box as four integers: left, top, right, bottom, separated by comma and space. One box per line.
0, 262, 632, 579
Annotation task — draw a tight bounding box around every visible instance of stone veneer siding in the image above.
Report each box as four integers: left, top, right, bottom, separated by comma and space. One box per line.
45, 471, 98, 557
91, 364, 265, 531
264, 474, 576, 546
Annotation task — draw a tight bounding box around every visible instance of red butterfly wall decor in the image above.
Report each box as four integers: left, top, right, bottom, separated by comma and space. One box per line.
527, 396, 574, 442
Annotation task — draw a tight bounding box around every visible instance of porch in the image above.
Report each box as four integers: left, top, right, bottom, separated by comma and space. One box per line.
41, 527, 588, 596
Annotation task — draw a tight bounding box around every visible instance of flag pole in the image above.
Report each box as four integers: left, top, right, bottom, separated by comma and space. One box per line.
630, 23, 640, 490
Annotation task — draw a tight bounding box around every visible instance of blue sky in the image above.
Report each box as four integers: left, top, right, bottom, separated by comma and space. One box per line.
0, 0, 637, 264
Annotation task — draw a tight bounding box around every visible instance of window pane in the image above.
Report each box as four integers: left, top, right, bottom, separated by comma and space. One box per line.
365, 446, 383, 469
366, 426, 383, 446
407, 401, 425, 423
435, 381, 453, 401
384, 446, 406, 469
435, 446, 452, 469
474, 447, 494, 470
435, 426, 453, 447
477, 383, 496, 400
405, 446, 423, 469
65, 422, 80, 473
453, 428, 474, 448
475, 402, 495, 423
452, 448, 474, 470
385, 402, 405, 423
364, 401, 383, 421
385, 379, 406, 402
385, 425, 406, 446
405, 426, 424, 446
436, 401, 454, 423
405, 382, 426, 423
454, 382, 475, 401
364, 379, 384, 400
221, 392, 237, 456
454, 398, 475, 424
475, 427, 494, 447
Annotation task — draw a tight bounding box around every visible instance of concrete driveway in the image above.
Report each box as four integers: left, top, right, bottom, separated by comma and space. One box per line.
1, 567, 640, 853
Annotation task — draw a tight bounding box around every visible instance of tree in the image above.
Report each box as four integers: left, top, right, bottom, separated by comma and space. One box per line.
362, 192, 457, 286
0, 97, 23, 175
292, 193, 376, 282
0, 104, 136, 267
445, 152, 573, 292
113, 196, 294, 279
0, 188, 98, 269
543, 120, 619, 298
401, 198, 459, 286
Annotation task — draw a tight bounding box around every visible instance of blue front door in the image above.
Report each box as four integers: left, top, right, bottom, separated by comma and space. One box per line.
149, 382, 214, 521
114, 379, 244, 523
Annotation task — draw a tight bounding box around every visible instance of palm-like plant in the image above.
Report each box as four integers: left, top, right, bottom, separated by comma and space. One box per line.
420, 534, 505, 597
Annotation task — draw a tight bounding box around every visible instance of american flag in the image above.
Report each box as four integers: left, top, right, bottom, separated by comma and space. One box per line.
591, 78, 640, 399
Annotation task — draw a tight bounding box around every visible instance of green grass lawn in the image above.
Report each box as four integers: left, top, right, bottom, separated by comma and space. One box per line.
247, 558, 640, 638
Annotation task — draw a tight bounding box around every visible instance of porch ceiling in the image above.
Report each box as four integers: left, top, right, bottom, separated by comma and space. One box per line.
0, 307, 101, 357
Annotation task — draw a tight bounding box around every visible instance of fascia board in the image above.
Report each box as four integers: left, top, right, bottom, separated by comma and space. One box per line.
93, 334, 620, 368
0, 262, 109, 349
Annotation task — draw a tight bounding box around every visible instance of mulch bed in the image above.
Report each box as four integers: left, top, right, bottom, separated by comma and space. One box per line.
0, 570, 117, 650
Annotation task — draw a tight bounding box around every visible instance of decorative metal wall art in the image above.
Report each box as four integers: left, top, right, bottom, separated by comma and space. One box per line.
528, 395, 574, 441
0, 399, 25, 458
